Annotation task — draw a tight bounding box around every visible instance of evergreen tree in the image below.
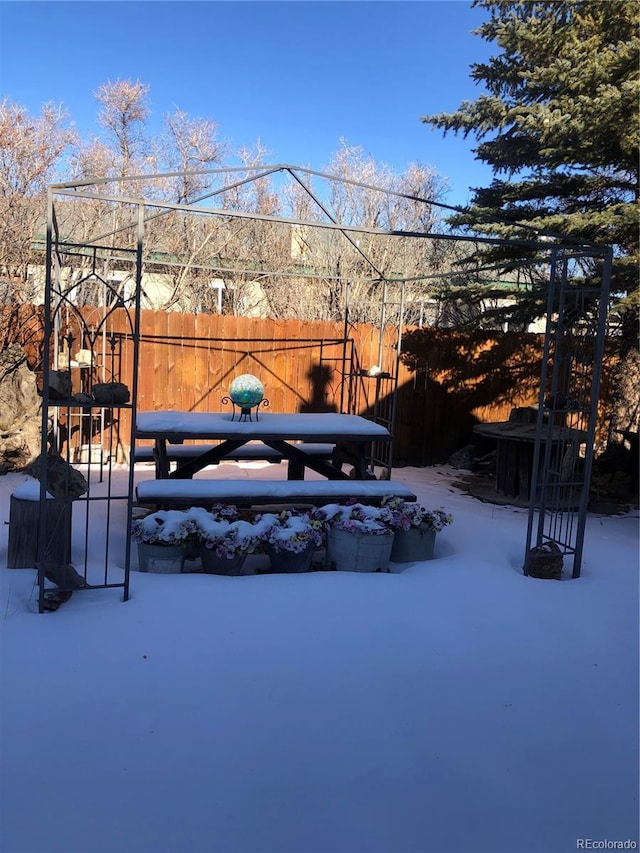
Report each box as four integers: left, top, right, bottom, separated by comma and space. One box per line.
424, 1, 638, 271
422, 0, 639, 452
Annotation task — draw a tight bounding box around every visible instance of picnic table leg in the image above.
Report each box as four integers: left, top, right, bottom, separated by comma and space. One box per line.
153, 440, 170, 479
287, 458, 305, 480
168, 439, 247, 479
332, 441, 371, 479
262, 440, 350, 481
351, 446, 370, 479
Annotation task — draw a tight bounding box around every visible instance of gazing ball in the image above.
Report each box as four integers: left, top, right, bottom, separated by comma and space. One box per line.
229, 374, 264, 408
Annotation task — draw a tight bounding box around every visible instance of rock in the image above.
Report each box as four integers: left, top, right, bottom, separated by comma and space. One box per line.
71, 392, 93, 405
0, 344, 42, 473
23, 453, 88, 499
92, 382, 130, 404
43, 563, 88, 589
448, 444, 477, 471
526, 541, 563, 580
475, 449, 496, 474
48, 370, 71, 400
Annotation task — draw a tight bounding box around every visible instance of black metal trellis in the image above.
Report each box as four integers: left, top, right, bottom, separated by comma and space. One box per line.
339, 278, 406, 477
37, 164, 613, 608
523, 246, 612, 579
37, 197, 143, 611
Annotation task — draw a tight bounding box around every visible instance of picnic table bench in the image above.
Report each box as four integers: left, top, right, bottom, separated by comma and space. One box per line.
134, 411, 412, 510
134, 441, 336, 480
135, 478, 417, 509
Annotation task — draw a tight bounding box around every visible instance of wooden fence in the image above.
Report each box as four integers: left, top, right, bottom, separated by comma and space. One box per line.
5, 306, 616, 466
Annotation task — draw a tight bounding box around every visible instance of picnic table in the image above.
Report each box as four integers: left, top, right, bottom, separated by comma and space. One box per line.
135, 411, 392, 481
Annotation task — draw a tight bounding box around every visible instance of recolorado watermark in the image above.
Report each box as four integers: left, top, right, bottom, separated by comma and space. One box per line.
576, 841, 637, 850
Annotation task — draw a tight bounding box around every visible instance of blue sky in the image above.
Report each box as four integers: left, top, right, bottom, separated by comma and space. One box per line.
0, 0, 495, 207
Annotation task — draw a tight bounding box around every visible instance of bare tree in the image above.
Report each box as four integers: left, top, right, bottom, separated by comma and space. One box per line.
1, 85, 460, 327
160, 108, 228, 203
0, 99, 77, 301
202, 143, 291, 316
135, 108, 231, 310
260, 143, 454, 324
94, 79, 152, 180
46, 81, 156, 308
63, 85, 228, 310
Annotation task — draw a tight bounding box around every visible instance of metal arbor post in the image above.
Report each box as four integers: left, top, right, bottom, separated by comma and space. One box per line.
524, 245, 612, 579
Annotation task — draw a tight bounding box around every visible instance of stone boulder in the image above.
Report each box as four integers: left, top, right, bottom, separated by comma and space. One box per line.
23, 453, 88, 499
0, 344, 42, 473
448, 444, 477, 471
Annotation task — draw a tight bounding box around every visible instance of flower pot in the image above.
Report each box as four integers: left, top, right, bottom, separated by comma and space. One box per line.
137, 542, 185, 573
326, 527, 394, 572
390, 524, 437, 562
199, 545, 247, 576
267, 542, 316, 573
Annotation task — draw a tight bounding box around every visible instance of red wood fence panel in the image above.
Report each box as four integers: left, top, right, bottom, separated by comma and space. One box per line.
3, 306, 617, 466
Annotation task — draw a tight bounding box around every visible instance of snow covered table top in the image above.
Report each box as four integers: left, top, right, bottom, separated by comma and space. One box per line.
136, 412, 392, 481
136, 411, 391, 442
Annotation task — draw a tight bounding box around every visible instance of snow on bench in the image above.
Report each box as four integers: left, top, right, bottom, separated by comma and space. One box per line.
133, 442, 336, 479
135, 478, 417, 509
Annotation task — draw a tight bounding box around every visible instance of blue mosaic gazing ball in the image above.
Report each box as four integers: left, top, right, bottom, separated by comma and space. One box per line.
229, 374, 264, 408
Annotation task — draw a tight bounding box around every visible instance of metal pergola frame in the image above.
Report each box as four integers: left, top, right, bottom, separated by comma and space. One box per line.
37, 163, 612, 610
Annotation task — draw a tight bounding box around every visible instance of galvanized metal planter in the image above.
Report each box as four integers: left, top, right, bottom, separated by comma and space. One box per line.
199, 547, 247, 576
390, 524, 436, 563
137, 542, 185, 574
326, 527, 394, 572
267, 543, 316, 573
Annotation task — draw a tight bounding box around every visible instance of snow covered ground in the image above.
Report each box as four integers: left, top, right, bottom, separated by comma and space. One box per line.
1, 462, 638, 853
